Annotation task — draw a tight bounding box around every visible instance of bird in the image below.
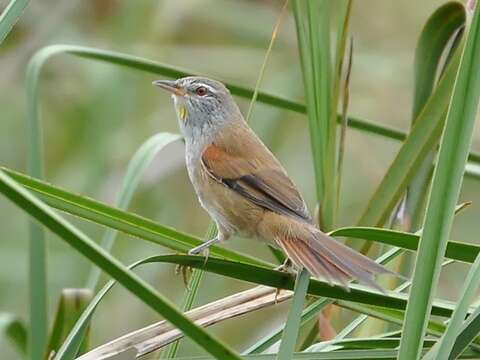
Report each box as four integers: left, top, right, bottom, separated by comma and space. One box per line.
153, 76, 395, 291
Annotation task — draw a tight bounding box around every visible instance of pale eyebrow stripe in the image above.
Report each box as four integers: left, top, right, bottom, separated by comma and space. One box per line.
200, 84, 216, 93
192, 81, 216, 93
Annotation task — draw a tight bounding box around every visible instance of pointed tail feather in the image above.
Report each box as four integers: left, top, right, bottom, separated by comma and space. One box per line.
276, 229, 397, 292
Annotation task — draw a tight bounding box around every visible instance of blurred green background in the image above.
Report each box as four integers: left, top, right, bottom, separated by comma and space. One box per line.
1, 0, 479, 358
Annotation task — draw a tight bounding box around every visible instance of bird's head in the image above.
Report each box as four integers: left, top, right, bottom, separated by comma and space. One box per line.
153, 76, 241, 140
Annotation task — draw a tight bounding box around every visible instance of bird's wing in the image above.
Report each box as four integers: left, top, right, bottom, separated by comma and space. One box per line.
201, 142, 312, 223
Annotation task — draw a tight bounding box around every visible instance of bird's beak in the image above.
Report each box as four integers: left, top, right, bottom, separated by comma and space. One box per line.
152, 79, 186, 96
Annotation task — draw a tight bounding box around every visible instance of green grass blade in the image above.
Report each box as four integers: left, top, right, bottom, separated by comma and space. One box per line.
0, 170, 242, 360
412, 2, 465, 119
25, 35, 49, 360
143, 254, 461, 318
292, 0, 325, 209
293, 0, 336, 229
337, 302, 446, 337
355, 27, 465, 229
56, 256, 180, 360
0, 313, 28, 357
162, 225, 216, 359
46, 289, 93, 359
449, 304, 480, 359
277, 269, 310, 360
26, 44, 480, 179
244, 298, 331, 355
315, 0, 336, 231
7, 167, 480, 266
406, 1, 466, 230
0, 0, 29, 43
423, 252, 480, 359
245, 243, 407, 355
162, 269, 205, 359
1, 167, 269, 267
334, 260, 456, 345
85, 132, 182, 289
398, 4, 480, 358
330, 227, 479, 264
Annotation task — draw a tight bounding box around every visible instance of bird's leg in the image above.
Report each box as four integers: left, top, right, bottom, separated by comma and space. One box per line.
188, 235, 222, 256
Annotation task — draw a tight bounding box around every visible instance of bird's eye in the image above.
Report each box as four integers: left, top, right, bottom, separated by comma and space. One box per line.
195, 86, 208, 96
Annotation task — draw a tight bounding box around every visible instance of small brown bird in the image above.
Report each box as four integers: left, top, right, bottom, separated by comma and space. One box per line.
153, 76, 393, 290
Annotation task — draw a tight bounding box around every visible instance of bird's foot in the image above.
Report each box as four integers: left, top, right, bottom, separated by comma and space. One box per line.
275, 258, 296, 275
176, 246, 212, 287
175, 263, 192, 287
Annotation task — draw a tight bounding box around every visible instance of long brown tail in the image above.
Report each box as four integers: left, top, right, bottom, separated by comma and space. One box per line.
276, 229, 396, 292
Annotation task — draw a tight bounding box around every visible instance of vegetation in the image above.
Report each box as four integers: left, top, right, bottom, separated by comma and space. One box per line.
1, 1, 480, 359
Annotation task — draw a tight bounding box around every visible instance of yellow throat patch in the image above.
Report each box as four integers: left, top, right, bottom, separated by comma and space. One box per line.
179, 105, 188, 121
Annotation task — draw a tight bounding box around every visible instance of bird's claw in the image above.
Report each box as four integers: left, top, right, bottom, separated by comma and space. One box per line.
176, 247, 211, 288
175, 263, 192, 287
275, 258, 296, 274
274, 287, 281, 304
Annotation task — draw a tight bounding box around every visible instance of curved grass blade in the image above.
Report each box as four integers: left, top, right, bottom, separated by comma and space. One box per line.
406, 1, 466, 231
0, 313, 28, 357
355, 11, 466, 230
277, 269, 310, 360
25, 43, 386, 136
0, 170, 241, 360
85, 132, 182, 289
333, 259, 456, 345
0, 0, 29, 43
46, 289, 93, 359
412, 2, 465, 120
6, 167, 480, 266
1, 167, 270, 267
24, 44, 480, 169
142, 254, 461, 318
244, 244, 407, 354
398, 3, 480, 358
333, 264, 460, 343
5, 163, 474, 318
